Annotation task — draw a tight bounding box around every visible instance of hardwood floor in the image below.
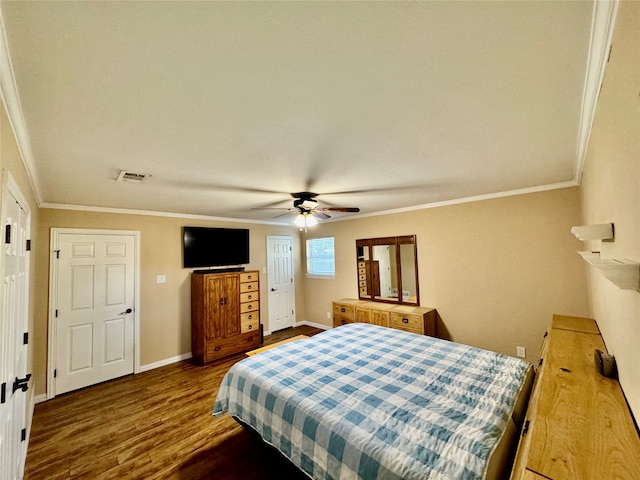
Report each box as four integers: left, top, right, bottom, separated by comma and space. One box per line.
25, 326, 323, 480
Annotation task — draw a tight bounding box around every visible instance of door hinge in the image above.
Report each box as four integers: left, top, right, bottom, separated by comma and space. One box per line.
54, 250, 60, 259
26, 239, 31, 251
0, 383, 5, 404
23, 332, 28, 345
21, 428, 26, 442
522, 419, 530, 437
5, 224, 11, 244
12, 374, 31, 394
54, 369, 57, 378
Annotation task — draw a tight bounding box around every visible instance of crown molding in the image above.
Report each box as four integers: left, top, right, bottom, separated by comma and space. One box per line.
40, 202, 292, 226
0, 5, 43, 205
326, 181, 580, 222
574, 0, 620, 184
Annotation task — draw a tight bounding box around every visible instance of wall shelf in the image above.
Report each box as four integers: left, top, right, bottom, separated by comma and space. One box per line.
571, 223, 614, 241
577, 251, 640, 291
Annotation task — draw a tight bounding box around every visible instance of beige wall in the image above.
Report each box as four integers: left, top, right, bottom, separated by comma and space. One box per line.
578, 1, 639, 420
34, 209, 301, 396
302, 187, 590, 363
0, 104, 40, 408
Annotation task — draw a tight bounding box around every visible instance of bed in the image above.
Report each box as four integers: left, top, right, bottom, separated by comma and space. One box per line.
214, 323, 533, 480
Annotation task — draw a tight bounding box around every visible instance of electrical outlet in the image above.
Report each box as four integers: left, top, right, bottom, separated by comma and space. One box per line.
326, 311, 331, 319
156, 275, 166, 284
516, 346, 526, 358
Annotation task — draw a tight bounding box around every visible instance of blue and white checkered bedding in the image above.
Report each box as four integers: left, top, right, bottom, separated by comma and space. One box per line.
214, 323, 530, 480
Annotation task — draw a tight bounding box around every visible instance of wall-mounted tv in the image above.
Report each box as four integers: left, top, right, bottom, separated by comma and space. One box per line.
182, 226, 250, 269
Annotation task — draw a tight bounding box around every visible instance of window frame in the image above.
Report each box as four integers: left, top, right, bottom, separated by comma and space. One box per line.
305, 236, 336, 279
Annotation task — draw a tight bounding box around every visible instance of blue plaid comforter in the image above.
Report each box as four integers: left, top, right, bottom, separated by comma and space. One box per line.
214, 323, 530, 480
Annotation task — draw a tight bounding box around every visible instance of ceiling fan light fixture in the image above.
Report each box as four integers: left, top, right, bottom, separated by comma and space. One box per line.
295, 212, 318, 231
295, 214, 307, 228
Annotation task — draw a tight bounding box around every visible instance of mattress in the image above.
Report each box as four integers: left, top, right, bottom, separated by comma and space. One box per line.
214, 323, 532, 480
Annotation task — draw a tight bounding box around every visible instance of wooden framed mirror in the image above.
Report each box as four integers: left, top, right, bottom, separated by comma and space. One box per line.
356, 235, 419, 305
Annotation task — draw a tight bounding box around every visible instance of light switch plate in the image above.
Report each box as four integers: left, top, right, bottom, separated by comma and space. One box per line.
156, 275, 166, 284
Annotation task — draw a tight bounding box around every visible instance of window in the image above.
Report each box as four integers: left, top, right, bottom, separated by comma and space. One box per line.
306, 237, 335, 278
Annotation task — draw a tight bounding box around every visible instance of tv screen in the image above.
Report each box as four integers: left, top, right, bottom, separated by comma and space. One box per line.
183, 227, 250, 269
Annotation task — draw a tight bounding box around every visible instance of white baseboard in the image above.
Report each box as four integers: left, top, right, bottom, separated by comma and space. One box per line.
294, 320, 332, 331
32, 355, 193, 405
263, 320, 332, 337
139, 352, 193, 373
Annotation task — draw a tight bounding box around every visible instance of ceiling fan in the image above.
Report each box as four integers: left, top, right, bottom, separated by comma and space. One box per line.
256, 191, 360, 230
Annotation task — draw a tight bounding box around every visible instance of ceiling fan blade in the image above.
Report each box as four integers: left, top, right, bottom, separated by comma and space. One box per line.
251, 207, 295, 211
317, 207, 360, 213
312, 211, 331, 220
272, 211, 296, 219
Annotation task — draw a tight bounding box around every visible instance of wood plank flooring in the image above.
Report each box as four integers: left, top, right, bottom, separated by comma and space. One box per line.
25, 326, 323, 480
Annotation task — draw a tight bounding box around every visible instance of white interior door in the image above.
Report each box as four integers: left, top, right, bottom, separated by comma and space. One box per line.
267, 236, 295, 332
54, 233, 135, 395
0, 176, 30, 480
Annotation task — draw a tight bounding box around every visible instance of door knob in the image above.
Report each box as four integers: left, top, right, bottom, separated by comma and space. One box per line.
119, 308, 133, 315
271, 288, 277, 292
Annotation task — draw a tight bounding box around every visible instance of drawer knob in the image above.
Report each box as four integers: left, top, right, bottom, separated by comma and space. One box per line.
248, 304, 253, 309
248, 314, 253, 320
402, 318, 409, 323
214, 346, 221, 352
248, 324, 253, 330
247, 285, 253, 290
341, 308, 346, 313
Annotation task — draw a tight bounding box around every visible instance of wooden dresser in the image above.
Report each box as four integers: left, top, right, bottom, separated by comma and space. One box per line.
191, 270, 261, 364
333, 298, 436, 336
511, 314, 640, 479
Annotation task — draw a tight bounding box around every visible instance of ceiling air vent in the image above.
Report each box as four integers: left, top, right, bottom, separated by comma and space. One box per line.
116, 170, 150, 183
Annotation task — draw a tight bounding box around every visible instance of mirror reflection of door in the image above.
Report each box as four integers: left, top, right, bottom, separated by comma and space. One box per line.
372, 245, 395, 298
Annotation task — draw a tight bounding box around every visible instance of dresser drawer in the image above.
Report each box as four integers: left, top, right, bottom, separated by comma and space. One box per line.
390, 313, 424, 334
240, 281, 259, 293
241, 311, 259, 324
240, 291, 259, 303
241, 316, 259, 333
333, 303, 355, 318
240, 301, 259, 313
205, 332, 260, 362
240, 272, 259, 283
333, 303, 355, 327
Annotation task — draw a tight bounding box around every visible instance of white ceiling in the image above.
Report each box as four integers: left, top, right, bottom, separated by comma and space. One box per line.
0, 1, 606, 224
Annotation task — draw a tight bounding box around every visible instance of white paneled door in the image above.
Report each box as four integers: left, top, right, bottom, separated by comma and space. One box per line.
54, 233, 135, 395
267, 236, 295, 332
0, 175, 30, 480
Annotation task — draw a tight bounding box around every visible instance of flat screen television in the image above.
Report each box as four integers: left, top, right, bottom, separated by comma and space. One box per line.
183, 226, 250, 269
